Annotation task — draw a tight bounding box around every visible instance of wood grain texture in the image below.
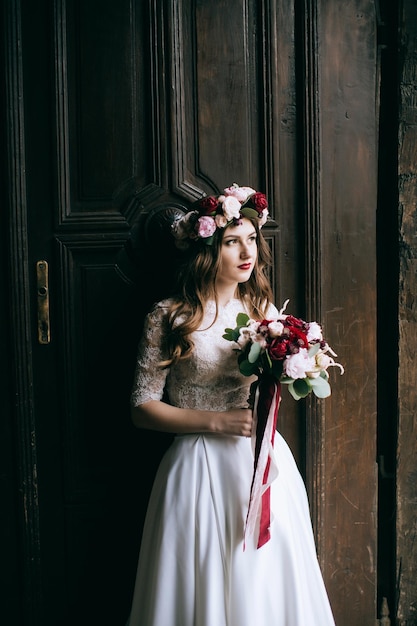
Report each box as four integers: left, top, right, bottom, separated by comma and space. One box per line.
397, 0, 417, 622
303, 1, 379, 623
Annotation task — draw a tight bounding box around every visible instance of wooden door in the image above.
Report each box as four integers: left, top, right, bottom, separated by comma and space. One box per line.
2, 1, 381, 624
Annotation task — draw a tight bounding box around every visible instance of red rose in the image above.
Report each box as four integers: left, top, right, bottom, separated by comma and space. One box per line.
285, 315, 305, 329
251, 192, 268, 212
268, 338, 290, 360
199, 196, 219, 215
287, 326, 309, 348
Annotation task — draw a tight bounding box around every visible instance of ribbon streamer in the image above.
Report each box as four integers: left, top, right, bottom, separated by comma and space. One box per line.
244, 377, 281, 549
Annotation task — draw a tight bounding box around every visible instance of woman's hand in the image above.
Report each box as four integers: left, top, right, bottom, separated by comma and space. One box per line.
212, 408, 253, 437
132, 401, 253, 437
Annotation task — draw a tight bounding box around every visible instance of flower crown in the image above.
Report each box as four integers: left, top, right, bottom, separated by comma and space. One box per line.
172, 183, 269, 248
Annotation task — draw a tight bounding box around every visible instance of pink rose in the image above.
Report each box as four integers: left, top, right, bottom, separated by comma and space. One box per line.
196, 216, 217, 238
224, 184, 256, 203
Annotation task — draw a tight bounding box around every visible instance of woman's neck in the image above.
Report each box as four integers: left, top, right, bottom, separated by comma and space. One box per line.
214, 283, 240, 307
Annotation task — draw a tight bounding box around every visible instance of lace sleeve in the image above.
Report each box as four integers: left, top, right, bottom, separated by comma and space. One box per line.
130, 302, 171, 407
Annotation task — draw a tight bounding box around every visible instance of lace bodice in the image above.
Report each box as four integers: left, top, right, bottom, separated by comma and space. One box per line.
131, 298, 279, 412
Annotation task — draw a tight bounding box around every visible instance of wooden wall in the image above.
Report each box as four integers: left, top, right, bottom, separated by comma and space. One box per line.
397, 0, 417, 623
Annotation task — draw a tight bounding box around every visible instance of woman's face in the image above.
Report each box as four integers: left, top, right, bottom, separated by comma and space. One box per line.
215, 218, 258, 289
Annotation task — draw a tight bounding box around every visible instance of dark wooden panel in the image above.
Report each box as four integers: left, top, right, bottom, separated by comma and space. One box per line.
0, 3, 23, 620
54, 0, 150, 223
50, 236, 156, 622
397, 0, 417, 623
56, 238, 137, 496
3, 1, 42, 623
306, 1, 379, 623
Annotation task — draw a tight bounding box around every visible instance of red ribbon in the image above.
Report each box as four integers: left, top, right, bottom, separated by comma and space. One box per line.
244, 376, 281, 549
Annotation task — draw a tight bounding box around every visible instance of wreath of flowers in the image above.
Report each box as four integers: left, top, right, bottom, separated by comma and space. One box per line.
172, 183, 269, 248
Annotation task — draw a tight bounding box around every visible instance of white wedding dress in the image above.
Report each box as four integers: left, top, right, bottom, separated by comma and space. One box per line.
126, 299, 335, 626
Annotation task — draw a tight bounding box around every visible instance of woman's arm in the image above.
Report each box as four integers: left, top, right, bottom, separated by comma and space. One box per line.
131, 400, 252, 437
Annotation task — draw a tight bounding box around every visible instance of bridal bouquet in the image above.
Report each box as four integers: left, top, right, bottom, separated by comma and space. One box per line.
223, 299, 344, 400
223, 300, 344, 550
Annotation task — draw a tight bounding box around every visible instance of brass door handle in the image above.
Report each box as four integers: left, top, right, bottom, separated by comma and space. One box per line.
36, 260, 51, 344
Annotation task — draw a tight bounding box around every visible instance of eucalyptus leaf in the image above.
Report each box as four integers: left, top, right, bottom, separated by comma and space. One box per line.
287, 383, 302, 401
239, 359, 258, 376
310, 376, 331, 398
280, 375, 295, 384
308, 343, 321, 357
248, 341, 262, 363
293, 378, 312, 398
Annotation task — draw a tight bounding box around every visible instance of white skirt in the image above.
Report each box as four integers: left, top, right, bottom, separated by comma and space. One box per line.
126, 432, 335, 626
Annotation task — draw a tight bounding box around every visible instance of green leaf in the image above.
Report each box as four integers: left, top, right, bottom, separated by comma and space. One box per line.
240, 207, 259, 219
236, 312, 250, 327
264, 350, 273, 369
222, 329, 234, 341
293, 378, 312, 398
309, 376, 331, 398
287, 383, 302, 400
239, 359, 258, 376
248, 341, 261, 363
308, 343, 321, 357
280, 375, 295, 384
232, 329, 242, 342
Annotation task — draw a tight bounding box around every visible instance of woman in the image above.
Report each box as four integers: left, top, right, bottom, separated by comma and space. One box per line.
126, 184, 335, 626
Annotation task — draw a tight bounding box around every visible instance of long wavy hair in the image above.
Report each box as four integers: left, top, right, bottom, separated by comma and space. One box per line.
162, 216, 274, 367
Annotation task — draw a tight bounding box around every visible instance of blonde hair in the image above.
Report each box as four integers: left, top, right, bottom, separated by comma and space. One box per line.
162, 217, 274, 367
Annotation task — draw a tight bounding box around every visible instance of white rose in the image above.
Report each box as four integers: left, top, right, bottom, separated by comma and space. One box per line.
284, 349, 316, 379
307, 322, 323, 342
215, 213, 228, 228
221, 195, 242, 220
267, 321, 284, 337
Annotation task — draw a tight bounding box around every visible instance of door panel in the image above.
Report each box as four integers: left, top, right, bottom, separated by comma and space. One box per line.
310, 1, 378, 619
3, 0, 380, 624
